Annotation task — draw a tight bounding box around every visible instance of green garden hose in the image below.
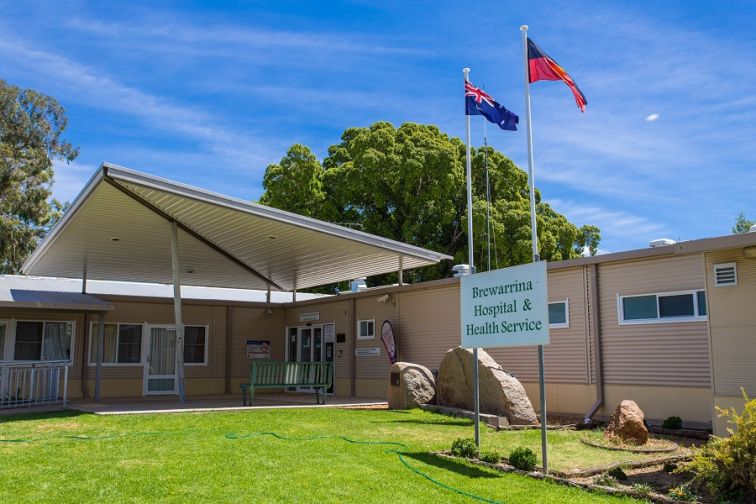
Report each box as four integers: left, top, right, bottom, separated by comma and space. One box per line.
2, 430, 503, 503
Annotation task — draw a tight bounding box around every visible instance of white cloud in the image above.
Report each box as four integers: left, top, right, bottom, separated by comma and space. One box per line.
645, 113, 660, 122
550, 198, 668, 249
0, 37, 278, 173
51, 160, 98, 203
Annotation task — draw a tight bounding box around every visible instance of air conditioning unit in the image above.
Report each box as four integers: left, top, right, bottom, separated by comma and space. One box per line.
350, 277, 368, 292
649, 238, 676, 248
452, 264, 472, 277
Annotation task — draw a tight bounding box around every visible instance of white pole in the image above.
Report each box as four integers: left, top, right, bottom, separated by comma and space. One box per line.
484, 120, 491, 272
170, 221, 187, 404
463, 67, 481, 448
521, 24, 548, 474
95, 312, 104, 401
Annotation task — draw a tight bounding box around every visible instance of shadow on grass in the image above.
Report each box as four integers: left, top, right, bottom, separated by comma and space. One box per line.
0, 409, 92, 423
372, 418, 473, 427
403, 452, 500, 479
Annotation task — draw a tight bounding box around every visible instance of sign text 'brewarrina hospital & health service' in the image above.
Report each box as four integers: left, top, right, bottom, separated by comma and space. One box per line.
460, 261, 549, 348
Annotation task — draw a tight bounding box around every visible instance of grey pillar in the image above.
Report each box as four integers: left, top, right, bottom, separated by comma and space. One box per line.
170, 221, 187, 404
94, 312, 105, 401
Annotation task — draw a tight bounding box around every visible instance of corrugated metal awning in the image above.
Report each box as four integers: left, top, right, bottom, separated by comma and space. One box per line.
0, 290, 114, 311
22, 163, 451, 291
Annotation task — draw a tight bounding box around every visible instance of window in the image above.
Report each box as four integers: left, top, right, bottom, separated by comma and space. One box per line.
548, 301, 569, 328
184, 326, 207, 365
14, 321, 73, 361
89, 323, 143, 365
713, 263, 737, 287
619, 290, 707, 324
0, 322, 6, 360
357, 319, 375, 340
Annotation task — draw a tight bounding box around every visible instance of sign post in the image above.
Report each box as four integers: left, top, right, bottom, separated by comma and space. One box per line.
460, 261, 549, 467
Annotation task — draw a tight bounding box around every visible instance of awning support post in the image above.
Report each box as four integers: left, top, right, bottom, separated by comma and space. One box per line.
170, 220, 187, 404
94, 312, 105, 402
398, 256, 404, 286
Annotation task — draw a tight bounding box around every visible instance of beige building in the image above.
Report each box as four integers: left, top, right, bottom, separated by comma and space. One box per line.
1, 164, 754, 436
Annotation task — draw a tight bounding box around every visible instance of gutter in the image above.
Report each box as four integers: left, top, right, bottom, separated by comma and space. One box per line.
584, 263, 604, 423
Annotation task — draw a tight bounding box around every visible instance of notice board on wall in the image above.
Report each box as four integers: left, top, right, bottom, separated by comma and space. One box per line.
246, 340, 271, 359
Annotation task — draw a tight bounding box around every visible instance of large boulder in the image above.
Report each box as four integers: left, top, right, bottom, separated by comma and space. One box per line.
387, 362, 436, 409
436, 347, 537, 425
604, 400, 649, 445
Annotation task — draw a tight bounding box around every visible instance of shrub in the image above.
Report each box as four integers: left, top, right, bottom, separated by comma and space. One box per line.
480, 450, 501, 464
508, 446, 537, 471
594, 474, 618, 487
681, 391, 756, 502
668, 483, 695, 502
607, 466, 628, 481
450, 438, 478, 459
631, 483, 654, 496
662, 416, 683, 430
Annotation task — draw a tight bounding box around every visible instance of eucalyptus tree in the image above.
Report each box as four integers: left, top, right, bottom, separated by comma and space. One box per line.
0, 80, 78, 273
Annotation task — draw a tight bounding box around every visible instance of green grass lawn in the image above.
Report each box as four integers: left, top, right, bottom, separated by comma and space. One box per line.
0, 407, 650, 503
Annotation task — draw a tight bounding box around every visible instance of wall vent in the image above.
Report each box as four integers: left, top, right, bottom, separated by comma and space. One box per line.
714, 263, 737, 287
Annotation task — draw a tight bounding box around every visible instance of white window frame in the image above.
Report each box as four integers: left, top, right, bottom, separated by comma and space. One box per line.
0, 320, 10, 361
357, 319, 375, 340
713, 262, 738, 287
617, 290, 707, 325
10, 319, 76, 363
548, 300, 570, 329
87, 321, 144, 367
141, 323, 210, 369
183, 325, 210, 367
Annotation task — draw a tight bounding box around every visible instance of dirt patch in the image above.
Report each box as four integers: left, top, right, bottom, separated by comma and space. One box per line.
33, 421, 82, 432
340, 404, 388, 410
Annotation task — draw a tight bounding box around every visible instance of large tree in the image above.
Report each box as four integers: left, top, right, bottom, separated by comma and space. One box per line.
0, 80, 78, 273
260, 121, 600, 286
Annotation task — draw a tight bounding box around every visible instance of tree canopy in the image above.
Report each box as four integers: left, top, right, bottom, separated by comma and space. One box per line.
732, 212, 754, 234
0, 80, 78, 273
260, 121, 600, 287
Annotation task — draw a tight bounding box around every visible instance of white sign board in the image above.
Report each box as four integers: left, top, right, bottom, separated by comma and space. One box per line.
460, 261, 549, 348
299, 312, 320, 322
355, 347, 381, 357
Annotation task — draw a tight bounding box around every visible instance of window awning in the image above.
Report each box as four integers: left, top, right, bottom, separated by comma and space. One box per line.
22, 163, 452, 291
0, 289, 113, 311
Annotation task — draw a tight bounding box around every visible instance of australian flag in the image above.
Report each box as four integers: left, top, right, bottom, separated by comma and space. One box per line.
465, 80, 519, 131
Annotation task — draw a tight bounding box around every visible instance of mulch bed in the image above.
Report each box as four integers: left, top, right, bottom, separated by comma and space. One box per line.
436, 451, 693, 503
581, 436, 679, 453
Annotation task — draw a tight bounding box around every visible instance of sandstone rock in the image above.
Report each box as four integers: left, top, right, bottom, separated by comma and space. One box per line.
604, 400, 649, 445
387, 362, 436, 409
436, 347, 537, 425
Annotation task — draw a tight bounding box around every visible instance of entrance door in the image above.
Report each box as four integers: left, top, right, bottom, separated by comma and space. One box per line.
286, 325, 333, 394
144, 326, 177, 395
296, 327, 315, 392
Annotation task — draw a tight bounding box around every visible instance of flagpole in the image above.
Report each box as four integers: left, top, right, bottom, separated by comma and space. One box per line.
484, 120, 491, 272
463, 67, 481, 448
520, 24, 548, 474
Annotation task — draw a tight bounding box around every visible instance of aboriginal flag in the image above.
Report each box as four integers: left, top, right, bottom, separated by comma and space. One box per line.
527, 38, 587, 112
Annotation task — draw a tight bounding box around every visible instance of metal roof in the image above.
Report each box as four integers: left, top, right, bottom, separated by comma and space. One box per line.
0, 278, 114, 311
22, 163, 452, 290
0, 275, 324, 304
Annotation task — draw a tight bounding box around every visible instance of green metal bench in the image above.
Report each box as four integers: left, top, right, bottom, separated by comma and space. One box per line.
240, 360, 332, 406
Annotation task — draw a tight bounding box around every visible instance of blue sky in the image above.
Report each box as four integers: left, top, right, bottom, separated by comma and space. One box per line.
1, 0, 755, 253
